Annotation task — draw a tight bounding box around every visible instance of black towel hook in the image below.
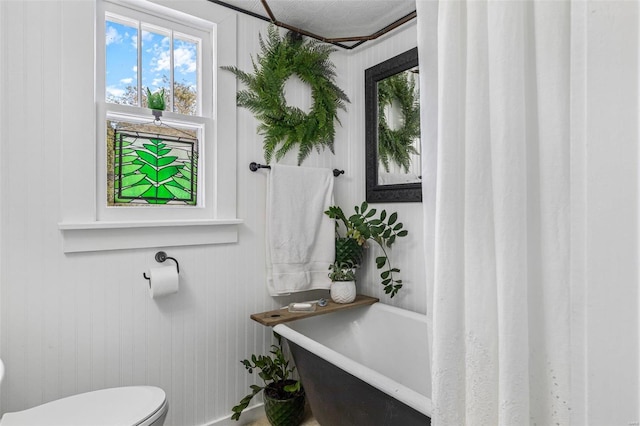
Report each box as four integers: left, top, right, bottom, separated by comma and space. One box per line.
143, 251, 180, 281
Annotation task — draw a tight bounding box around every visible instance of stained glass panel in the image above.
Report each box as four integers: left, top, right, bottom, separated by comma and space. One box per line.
108, 121, 198, 206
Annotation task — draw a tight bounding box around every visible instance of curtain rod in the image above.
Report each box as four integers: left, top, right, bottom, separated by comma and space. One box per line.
207, 0, 416, 50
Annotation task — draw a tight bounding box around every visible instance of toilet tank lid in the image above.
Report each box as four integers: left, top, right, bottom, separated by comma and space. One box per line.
0, 386, 166, 426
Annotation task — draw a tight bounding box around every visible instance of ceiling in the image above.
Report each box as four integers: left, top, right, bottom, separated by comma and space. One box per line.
208, 0, 417, 49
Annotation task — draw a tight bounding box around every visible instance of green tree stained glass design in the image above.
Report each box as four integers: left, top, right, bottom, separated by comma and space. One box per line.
114, 130, 198, 205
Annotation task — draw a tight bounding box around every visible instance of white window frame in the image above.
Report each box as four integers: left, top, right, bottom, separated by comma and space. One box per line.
99, 1, 213, 220
58, 0, 240, 252
103, 11, 205, 114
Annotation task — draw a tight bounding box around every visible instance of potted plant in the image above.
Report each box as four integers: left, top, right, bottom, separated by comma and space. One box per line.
325, 201, 408, 298
146, 87, 166, 121
231, 334, 305, 426
328, 261, 357, 304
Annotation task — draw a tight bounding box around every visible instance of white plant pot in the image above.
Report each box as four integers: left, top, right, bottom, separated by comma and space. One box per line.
330, 281, 356, 304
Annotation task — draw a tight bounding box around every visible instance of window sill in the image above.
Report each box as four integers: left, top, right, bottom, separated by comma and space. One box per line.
59, 219, 243, 253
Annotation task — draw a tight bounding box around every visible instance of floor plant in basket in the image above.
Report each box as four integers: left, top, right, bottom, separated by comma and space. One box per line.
231, 334, 305, 426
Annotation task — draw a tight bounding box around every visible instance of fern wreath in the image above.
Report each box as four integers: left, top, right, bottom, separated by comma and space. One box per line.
222, 26, 350, 165
377, 72, 420, 173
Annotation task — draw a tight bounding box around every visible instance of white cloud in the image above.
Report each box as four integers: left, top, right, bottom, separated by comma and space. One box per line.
151, 78, 164, 87
106, 26, 122, 46
137, 34, 197, 82
132, 66, 138, 73
174, 47, 196, 74
120, 77, 134, 84
106, 86, 125, 97
154, 50, 171, 72
140, 30, 154, 47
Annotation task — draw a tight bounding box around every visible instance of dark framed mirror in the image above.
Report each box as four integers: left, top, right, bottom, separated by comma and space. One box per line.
365, 47, 422, 203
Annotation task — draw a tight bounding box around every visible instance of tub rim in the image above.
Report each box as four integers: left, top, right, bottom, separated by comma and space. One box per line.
273, 303, 433, 418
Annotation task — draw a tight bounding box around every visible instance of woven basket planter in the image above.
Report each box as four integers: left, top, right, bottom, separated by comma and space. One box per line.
263, 380, 306, 426
335, 237, 364, 266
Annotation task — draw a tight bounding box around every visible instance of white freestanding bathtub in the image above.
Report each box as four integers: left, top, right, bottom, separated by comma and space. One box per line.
273, 302, 432, 426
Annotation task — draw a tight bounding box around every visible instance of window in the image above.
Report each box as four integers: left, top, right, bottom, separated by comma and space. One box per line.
104, 14, 200, 115
58, 0, 240, 252
101, 3, 209, 210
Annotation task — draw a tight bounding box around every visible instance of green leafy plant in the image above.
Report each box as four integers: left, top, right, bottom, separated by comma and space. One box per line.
325, 202, 408, 297
146, 87, 166, 111
221, 25, 350, 165
328, 261, 357, 282
231, 334, 303, 422
378, 72, 420, 173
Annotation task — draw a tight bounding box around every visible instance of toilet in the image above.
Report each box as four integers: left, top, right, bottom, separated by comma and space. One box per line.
0, 359, 168, 426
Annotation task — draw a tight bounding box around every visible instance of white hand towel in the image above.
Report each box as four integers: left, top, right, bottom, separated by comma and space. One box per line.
266, 164, 335, 295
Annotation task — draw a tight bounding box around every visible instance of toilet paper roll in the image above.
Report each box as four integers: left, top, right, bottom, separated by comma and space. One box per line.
147, 265, 179, 298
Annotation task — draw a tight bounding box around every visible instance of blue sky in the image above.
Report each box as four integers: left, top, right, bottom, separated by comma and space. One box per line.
105, 20, 198, 105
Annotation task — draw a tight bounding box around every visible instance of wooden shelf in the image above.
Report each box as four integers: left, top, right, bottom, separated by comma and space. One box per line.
251, 294, 379, 327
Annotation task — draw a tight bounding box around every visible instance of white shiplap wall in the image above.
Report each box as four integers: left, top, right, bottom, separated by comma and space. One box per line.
0, 2, 425, 426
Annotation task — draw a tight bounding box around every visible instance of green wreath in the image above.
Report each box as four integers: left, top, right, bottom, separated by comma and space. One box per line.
377, 72, 420, 174
222, 26, 350, 165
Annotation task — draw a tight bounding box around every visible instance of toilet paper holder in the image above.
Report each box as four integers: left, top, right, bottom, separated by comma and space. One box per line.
143, 251, 180, 283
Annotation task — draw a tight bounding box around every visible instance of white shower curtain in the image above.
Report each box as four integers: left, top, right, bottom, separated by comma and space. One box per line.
417, 1, 575, 424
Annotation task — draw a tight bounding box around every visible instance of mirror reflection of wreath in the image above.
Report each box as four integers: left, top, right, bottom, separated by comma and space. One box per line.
222, 26, 350, 165
378, 72, 420, 173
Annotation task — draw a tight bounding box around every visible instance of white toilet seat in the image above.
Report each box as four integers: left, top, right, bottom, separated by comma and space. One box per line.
0, 386, 167, 426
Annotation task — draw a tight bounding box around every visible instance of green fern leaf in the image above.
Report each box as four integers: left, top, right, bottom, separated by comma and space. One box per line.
157, 166, 180, 182
120, 174, 147, 187
120, 184, 152, 198
120, 164, 143, 174
166, 185, 190, 199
